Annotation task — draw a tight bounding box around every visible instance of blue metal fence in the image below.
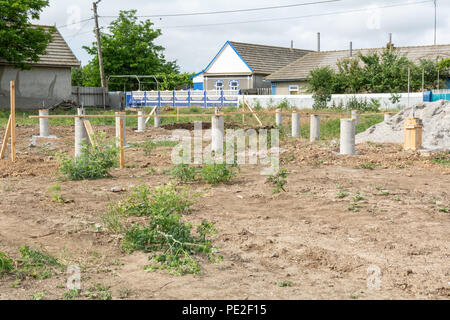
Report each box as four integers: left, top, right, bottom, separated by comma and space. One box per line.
424, 90, 450, 102
125, 90, 239, 109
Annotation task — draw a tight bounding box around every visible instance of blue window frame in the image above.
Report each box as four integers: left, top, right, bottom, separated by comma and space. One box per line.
229, 80, 240, 91
215, 80, 224, 92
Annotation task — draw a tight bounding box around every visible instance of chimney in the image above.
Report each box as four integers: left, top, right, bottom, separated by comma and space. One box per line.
317, 32, 321, 52
350, 41, 353, 57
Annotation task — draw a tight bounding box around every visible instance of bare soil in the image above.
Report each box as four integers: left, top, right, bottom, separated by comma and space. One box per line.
0, 123, 449, 300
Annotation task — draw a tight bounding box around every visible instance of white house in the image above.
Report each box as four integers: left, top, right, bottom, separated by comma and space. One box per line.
192, 41, 311, 93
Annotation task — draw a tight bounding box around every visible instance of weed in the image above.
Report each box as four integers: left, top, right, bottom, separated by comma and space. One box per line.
278, 281, 293, 287
48, 182, 61, 192
86, 283, 112, 300
201, 164, 237, 185
393, 196, 401, 202
170, 164, 198, 183
132, 140, 178, 155
336, 191, 349, 199
352, 193, 364, 202
118, 288, 131, 299
30, 292, 46, 300
15, 245, 64, 280
0, 252, 14, 274
359, 162, 377, 170
266, 168, 288, 194
58, 133, 118, 180
51, 192, 73, 204
431, 151, 450, 166
437, 206, 449, 213
100, 210, 126, 234
347, 203, 359, 212
110, 184, 192, 218
63, 289, 81, 300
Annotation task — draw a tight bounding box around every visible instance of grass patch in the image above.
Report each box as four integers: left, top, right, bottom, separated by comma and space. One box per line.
277, 281, 293, 287
2, 246, 65, 280
431, 151, 450, 166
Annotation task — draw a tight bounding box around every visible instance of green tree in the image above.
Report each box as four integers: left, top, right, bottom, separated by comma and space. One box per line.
78, 10, 191, 91
0, 0, 53, 69
307, 66, 336, 110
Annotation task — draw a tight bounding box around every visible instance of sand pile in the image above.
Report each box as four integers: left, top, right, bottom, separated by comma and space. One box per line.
356, 100, 450, 150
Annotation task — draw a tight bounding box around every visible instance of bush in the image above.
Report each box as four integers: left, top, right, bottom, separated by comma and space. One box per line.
200, 164, 237, 185
110, 184, 193, 218
116, 184, 220, 275
59, 133, 118, 180
169, 164, 238, 185
0, 252, 14, 275
266, 168, 288, 194
122, 215, 220, 275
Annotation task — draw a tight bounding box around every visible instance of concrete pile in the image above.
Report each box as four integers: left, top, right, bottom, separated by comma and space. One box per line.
356, 100, 450, 151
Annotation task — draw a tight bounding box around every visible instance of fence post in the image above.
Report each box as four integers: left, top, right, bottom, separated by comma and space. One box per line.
188, 90, 191, 108
173, 90, 176, 108
310, 115, 321, 142
39, 109, 50, 137
204, 91, 207, 109
158, 91, 161, 109
221, 90, 224, 109
144, 91, 147, 108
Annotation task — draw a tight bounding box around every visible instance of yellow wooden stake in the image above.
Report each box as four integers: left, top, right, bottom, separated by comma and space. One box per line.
119, 118, 125, 169
10, 81, 16, 162
0, 115, 12, 159
82, 119, 97, 146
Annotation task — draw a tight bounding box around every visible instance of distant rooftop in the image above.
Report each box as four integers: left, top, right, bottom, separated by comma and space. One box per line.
266, 44, 450, 81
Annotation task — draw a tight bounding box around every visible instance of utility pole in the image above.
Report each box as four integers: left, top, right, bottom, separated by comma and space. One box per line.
434, 0, 437, 45
93, 1, 106, 89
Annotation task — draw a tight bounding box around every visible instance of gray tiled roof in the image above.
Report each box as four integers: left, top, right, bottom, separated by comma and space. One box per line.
266, 44, 450, 81
0, 25, 80, 68
229, 41, 312, 75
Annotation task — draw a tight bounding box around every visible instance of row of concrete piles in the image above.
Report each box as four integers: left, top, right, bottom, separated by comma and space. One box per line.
38, 107, 395, 158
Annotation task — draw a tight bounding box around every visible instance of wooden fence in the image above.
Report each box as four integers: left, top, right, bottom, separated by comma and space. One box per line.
71, 86, 108, 107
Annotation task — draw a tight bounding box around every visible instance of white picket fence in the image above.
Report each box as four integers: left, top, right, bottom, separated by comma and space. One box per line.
241, 93, 424, 110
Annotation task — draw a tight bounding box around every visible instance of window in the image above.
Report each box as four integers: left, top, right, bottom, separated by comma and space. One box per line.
289, 85, 299, 95
229, 80, 239, 91
215, 80, 224, 92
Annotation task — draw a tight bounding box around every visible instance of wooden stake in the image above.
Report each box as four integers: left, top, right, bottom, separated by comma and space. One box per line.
10, 81, 16, 162
0, 115, 12, 159
119, 117, 125, 169
244, 101, 263, 127
145, 106, 158, 124
82, 119, 97, 146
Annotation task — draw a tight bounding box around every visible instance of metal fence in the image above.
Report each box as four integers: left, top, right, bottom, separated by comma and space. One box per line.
71, 86, 108, 107
125, 90, 240, 109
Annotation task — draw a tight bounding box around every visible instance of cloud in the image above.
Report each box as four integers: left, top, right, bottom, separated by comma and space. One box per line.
35, 0, 450, 73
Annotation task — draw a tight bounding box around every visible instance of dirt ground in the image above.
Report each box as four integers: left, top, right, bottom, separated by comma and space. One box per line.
0, 122, 449, 300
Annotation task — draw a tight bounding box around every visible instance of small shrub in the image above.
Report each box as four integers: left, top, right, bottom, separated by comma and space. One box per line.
58, 133, 118, 180
200, 164, 237, 185
278, 281, 293, 287
266, 168, 288, 194
63, 289, 81, 300
170, 164, 198, 183
122, 213, 220, 275
110, 184, 192, 218
0, 252, 14, 275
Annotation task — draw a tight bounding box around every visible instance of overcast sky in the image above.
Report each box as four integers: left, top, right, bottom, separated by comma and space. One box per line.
35, 0, 450, 73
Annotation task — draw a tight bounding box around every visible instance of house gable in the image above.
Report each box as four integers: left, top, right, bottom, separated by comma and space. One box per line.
204, 42, 253, 75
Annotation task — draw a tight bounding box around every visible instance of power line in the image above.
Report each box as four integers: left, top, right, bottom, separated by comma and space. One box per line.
156, 0, 430, 29
57, 17, 94, 29
100, 0, 344, 18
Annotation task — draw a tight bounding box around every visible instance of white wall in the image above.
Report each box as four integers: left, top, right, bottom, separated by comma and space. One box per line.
206, 44, 252, 74
240, 93, 424, 110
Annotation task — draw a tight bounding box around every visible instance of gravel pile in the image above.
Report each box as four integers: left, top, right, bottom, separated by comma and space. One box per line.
356, 100, 450, 150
